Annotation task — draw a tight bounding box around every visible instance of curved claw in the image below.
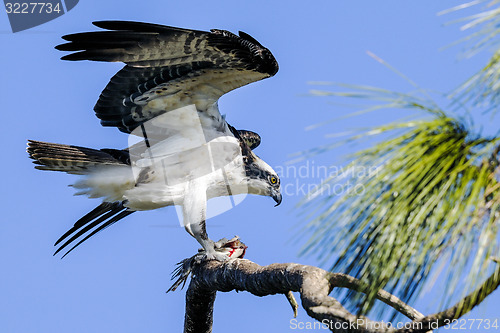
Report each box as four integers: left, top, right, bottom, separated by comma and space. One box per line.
204, 250, 231, 262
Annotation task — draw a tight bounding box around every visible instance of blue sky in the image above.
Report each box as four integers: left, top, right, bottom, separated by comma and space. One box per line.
1, 0, 499, 332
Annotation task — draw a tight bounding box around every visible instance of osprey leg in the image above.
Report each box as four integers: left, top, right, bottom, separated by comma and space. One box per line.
184, 220, 229, 261
182, 182, 229, 261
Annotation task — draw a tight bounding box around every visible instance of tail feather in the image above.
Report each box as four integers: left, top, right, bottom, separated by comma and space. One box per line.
54, 202, 119, 246
54, 202, 134, 258
59, 210, 134, 258
28, 141, 136, 256
27, 140, 129, 174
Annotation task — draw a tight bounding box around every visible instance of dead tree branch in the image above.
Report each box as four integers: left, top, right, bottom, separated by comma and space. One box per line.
181, 258, 500, 333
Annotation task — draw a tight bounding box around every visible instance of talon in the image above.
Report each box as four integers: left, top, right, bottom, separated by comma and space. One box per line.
204, 250, 230, 262
214, 238, 229, 249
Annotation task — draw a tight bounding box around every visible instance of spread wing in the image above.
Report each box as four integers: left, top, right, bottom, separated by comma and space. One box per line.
56, 21, 279, 134
236, 130, 261, 150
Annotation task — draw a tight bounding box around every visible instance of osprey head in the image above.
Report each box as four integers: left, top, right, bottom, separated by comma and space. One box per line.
228, 125, 281, 206
244, 153, 282, 207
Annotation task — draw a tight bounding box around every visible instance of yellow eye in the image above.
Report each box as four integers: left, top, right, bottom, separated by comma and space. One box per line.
270, 176, 277, 184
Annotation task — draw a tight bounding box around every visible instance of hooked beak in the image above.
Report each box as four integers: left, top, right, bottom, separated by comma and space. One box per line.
272, 191, 282, 207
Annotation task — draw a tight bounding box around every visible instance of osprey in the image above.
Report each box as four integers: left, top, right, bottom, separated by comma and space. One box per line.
27, 21, 281, 261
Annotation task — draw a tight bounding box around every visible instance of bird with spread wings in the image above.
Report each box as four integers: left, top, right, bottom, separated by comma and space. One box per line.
27, 21, 282, 261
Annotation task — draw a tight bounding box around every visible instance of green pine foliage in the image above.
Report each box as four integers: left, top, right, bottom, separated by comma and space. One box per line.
299, 1, 500, 316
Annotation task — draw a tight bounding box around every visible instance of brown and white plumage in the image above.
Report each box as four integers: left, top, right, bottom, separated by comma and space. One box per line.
55, 21, 279, 133
28, 21, 281, 259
